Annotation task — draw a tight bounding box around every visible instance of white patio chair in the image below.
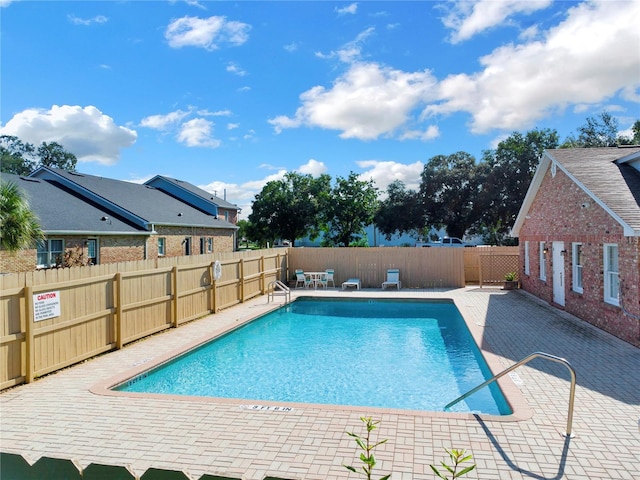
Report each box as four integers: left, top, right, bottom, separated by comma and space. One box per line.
324, 269, 335, 287
295, 269, 312, 288
382, 269, 401, 290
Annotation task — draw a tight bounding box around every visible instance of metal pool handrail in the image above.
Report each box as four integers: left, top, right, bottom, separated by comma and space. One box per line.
444, 351, 577, 437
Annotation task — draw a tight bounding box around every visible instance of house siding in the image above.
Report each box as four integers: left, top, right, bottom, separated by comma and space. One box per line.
519, 166, 640, 347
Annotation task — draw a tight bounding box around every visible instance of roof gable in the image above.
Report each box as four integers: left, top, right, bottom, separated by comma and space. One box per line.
145, 175, 240, 212
512, 147, 640, 237
30, 167, 237, 230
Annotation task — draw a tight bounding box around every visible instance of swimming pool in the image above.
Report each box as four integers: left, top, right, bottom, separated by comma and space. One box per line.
115, 297, 511, 415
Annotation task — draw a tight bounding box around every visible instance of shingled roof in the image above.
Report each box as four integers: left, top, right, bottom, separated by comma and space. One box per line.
2, 173, 145, 235
512, 146, 640, 236
30, 167, 237, 231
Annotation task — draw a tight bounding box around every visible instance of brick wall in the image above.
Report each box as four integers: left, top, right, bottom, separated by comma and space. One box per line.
519, 167, 640, 347
0, 227, 237, 273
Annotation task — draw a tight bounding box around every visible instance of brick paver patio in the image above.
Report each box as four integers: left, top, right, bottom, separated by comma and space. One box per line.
1, 288, 638, 479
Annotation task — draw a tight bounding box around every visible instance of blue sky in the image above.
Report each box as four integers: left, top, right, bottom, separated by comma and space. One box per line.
1, 0, 639, 218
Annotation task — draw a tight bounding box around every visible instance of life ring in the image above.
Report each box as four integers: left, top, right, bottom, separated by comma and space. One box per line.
213, 260, 222, 281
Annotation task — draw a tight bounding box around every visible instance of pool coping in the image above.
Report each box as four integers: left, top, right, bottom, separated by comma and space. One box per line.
90, 295, 533, 423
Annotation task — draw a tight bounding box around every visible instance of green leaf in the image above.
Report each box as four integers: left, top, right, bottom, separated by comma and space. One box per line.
458, 465, 476, 476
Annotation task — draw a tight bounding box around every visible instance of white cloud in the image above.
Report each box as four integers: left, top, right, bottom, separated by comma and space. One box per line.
442, 0, 552, 44
400, 125, 440, 141
177, 118, 221, 148
0, 105, 136, 165
297, 159, 328, 176
425, 0, 640, 133
356, 160, 424, 193
198, 159, 330, 219
316, 27, 374, 63
140, 110, 190, 130
269, 62, 438, 140
227, 123, 240, 130
67, 14, 109, 26
165, 16, 250, 50
226, 62, 247, 76
284, 42, 298, 52
336, 3, 358, 16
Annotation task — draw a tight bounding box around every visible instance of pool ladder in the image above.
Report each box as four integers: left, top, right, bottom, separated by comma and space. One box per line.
445, 351, 577, 437
268, 280, 291, 304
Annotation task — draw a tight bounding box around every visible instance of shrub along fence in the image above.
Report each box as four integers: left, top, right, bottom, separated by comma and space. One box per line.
0, 245, 516, 391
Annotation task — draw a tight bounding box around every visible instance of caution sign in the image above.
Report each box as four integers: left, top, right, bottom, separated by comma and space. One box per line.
33, 291, 61, 322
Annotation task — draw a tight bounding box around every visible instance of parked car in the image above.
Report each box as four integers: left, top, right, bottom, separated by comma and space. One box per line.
416, 237, 473, 247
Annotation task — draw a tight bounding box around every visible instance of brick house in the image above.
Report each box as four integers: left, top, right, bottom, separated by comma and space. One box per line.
0, 167, 239, 273
512, 146, 640, 347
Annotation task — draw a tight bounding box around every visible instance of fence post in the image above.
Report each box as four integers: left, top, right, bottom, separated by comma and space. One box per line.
260, 255, 265, 295
25, 286, 34, 383
171, 266, 178, 328
240, 258, 245, 303
115, 273, 123, 349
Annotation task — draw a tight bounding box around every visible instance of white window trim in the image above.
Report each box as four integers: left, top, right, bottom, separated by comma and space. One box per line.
37, 238, 64, 268
603, 243, 619, 306
158, 237, 166, 256
572, 242, 583, 294
524, 241, 530, 276
539, 241, 546, 281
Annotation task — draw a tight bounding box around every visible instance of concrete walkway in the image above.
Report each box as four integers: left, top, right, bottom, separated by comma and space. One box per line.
1, 288, 638, 479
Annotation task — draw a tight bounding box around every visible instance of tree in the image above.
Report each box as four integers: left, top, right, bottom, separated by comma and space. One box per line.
0, 135, 77, 175
322, 172, 378, 247
418, 152, 483, 240
0, 136, 36, 175
477, 128, 559, 244
618, 120, 640, 145
374, 180, 423, 240
37, 141, 78, 171
0, 179, 45, 252
561, 111, 619, 147
248, 172, 331, 247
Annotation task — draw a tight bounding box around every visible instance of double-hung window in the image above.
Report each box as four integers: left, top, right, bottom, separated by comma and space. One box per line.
539, 242, 546, 281
603, 244, 619, 305
524, 241, 530, 276
572, 243, 583, 293
36, 239, 64, 268
158, 237, 166, 256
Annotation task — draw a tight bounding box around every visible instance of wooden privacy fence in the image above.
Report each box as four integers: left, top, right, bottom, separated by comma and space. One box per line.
1, 245, 518, 391
0, 249, 288, 390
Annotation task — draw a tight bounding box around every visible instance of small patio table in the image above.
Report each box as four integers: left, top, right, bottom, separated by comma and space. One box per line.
304, 271, 328, 289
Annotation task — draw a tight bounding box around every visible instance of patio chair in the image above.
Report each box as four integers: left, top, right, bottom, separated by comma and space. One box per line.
324, 269, 335, 287
382, 269, 401, 290
295, 269, 312, 289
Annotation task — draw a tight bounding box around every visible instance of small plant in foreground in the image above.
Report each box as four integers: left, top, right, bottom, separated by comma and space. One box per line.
344, 416, 390, 480
430, 448, 476, 479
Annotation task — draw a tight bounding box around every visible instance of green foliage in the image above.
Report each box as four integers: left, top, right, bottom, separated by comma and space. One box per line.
430, 449, 476, 480
344, 417, 390, 480
374, 180, 423, 241
1, 135, 77, 175
477, 128, 559, 243
504, 271, 517, 281
561, 111, 620, 148
322, 172, 378, 247
0, 179, 45, 252
248, 172, 331, 247
418, 152, 483, 240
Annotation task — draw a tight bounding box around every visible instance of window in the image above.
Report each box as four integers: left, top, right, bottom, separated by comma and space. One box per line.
539, 242, 546, 281
224, 211, 229, 222
184, 237, 191, 256
207, 237, 213, 253
200, 237, 206, 254
86, 239, 98, 265
37, 239, 64, 268
604, 244, 619, 305
572, 243, 583, 293
524, 241, 530, 275
158, 237, 165, 256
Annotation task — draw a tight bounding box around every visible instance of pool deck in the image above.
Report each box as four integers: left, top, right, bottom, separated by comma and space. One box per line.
1, 287, 638, 479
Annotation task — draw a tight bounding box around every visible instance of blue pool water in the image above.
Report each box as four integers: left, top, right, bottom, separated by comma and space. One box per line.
116, 297, 511, 415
